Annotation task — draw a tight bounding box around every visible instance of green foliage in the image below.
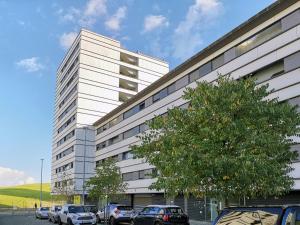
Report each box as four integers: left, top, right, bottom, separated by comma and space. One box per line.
132, 76, 300, 201
85, 158, 127, 200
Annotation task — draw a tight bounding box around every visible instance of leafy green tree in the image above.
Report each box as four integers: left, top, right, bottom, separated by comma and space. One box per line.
85, 158, 127, 203
132, 76, 300, 204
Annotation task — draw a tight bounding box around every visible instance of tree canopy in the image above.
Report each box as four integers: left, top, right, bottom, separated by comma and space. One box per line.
132, 76, 300, 201
85, 158, 127, 200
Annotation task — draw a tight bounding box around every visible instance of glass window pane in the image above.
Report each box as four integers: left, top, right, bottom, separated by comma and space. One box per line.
199, 62, 212, 77
119, 79, 138, 91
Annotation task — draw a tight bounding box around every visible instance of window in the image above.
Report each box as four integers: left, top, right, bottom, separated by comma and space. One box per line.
167, 82, 176, 94
120, 52, 138, 66
96, 141, 107, 151
109, 114, 123, 127
250, 60, 284, 84
236, 21, 282, 56
212, 54, 225, 70
153, 88, 168, 103
57, 114, 76, 134
58, 100, 76, 121
59, 85, 77, 109
60, 43, 79, 74
119, 92, 134, 102
175, 75, 189, 90
60, 71, 78, 96
139, 123, 148, 133
57, 130, 75, 147
56, 146, 74, 160
199, 61, 212, 77
124, 126, 140, 139
122, 151, 134, 160
119, 79, 138, 92
108, 134, 123, 145
120, 65, 138, 79
60, 56, 79, 84
189, 69, 200, 83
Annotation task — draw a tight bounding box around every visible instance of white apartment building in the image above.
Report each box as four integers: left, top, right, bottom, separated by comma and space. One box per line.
51, 29, 169, 198
94, 0, 300, 222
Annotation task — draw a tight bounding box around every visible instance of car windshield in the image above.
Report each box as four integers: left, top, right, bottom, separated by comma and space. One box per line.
69, 206, 86, 213
40, 207, 49, 211
117, 206, 133, 211
166, 207, 184, 214
55, 206, 61, 211
216, 209, 282, 225
85, 206, 97, 212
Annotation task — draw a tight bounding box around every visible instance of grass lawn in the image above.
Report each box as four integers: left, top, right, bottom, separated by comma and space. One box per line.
0, 183, 60, 208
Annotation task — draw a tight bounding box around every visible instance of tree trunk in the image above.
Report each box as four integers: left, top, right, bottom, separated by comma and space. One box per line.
224, 198, 229, 208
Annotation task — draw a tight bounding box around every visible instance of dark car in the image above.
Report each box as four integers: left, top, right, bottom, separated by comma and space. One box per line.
213, 206, 300, 225
132, 205, 189, 225
84, 205, 98, 214
48, 205, 62, 223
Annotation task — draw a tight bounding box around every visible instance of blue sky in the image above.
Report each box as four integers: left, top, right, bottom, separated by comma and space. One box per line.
0, 0, 275, 186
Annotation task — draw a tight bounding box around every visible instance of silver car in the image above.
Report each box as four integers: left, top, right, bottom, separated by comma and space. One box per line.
35, 207, 50, 219
48, 205, 62, 223
97, 204, 134, 225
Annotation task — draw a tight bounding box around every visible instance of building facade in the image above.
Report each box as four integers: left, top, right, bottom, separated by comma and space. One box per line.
51, 29, 169, 197
93, 0, 300, 222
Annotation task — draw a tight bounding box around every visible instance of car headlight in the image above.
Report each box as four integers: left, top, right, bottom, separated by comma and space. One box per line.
71, 215, 77, 220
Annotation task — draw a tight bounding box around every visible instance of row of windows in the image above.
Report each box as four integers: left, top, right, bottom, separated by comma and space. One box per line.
96, 10, 299, 135
60, 56, 79, 85
56, 146, 74, 160
55, 161, 74, 174
59, 71, 78, 96
58, 100, 76, 121
58, 85, 77, 109
54, 179, 73, 188
95, 151, 134, 167
122, 169, 156, 182
96, 102, 189, 152
96, 123, 147, 151
60, 43, 79, 76
57, 130, 75, 147
57, 114, 76, 134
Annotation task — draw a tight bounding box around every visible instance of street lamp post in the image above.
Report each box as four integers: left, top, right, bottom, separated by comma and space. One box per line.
40, 158, 44, 207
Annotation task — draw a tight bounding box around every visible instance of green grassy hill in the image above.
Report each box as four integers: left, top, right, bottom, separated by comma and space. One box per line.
0, 183, 58, 208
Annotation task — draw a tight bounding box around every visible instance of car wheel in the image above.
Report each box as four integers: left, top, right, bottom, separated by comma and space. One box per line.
67, 218, 74, 225
130, 220, 135, 225
109, 217, 115, 225
57, 217, 63, 225
96, 215, 100, 224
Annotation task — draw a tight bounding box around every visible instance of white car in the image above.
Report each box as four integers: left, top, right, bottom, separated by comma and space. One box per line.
35, 207, 50, 219
97, 204, 134, 225
58, 204, 97, 225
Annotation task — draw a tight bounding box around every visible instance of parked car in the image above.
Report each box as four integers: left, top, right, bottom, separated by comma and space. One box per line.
48, 205, 62, 223
84, 205, 98, 214
35, 207, 50, 219
132, 205, 189, 225
97, 203, 134, 225
57, 204, 97, 225
213, 206, 300, 225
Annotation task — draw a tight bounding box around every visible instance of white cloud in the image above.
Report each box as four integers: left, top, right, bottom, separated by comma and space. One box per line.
84, 0, 107, 17
80, 0, 107, 27
59, 32, 78, 50
172, 0, 222, 60
0, 167, 35, 187
105, 6, 127, 31
143, 15, 169, 33
16, 57, 44, 73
